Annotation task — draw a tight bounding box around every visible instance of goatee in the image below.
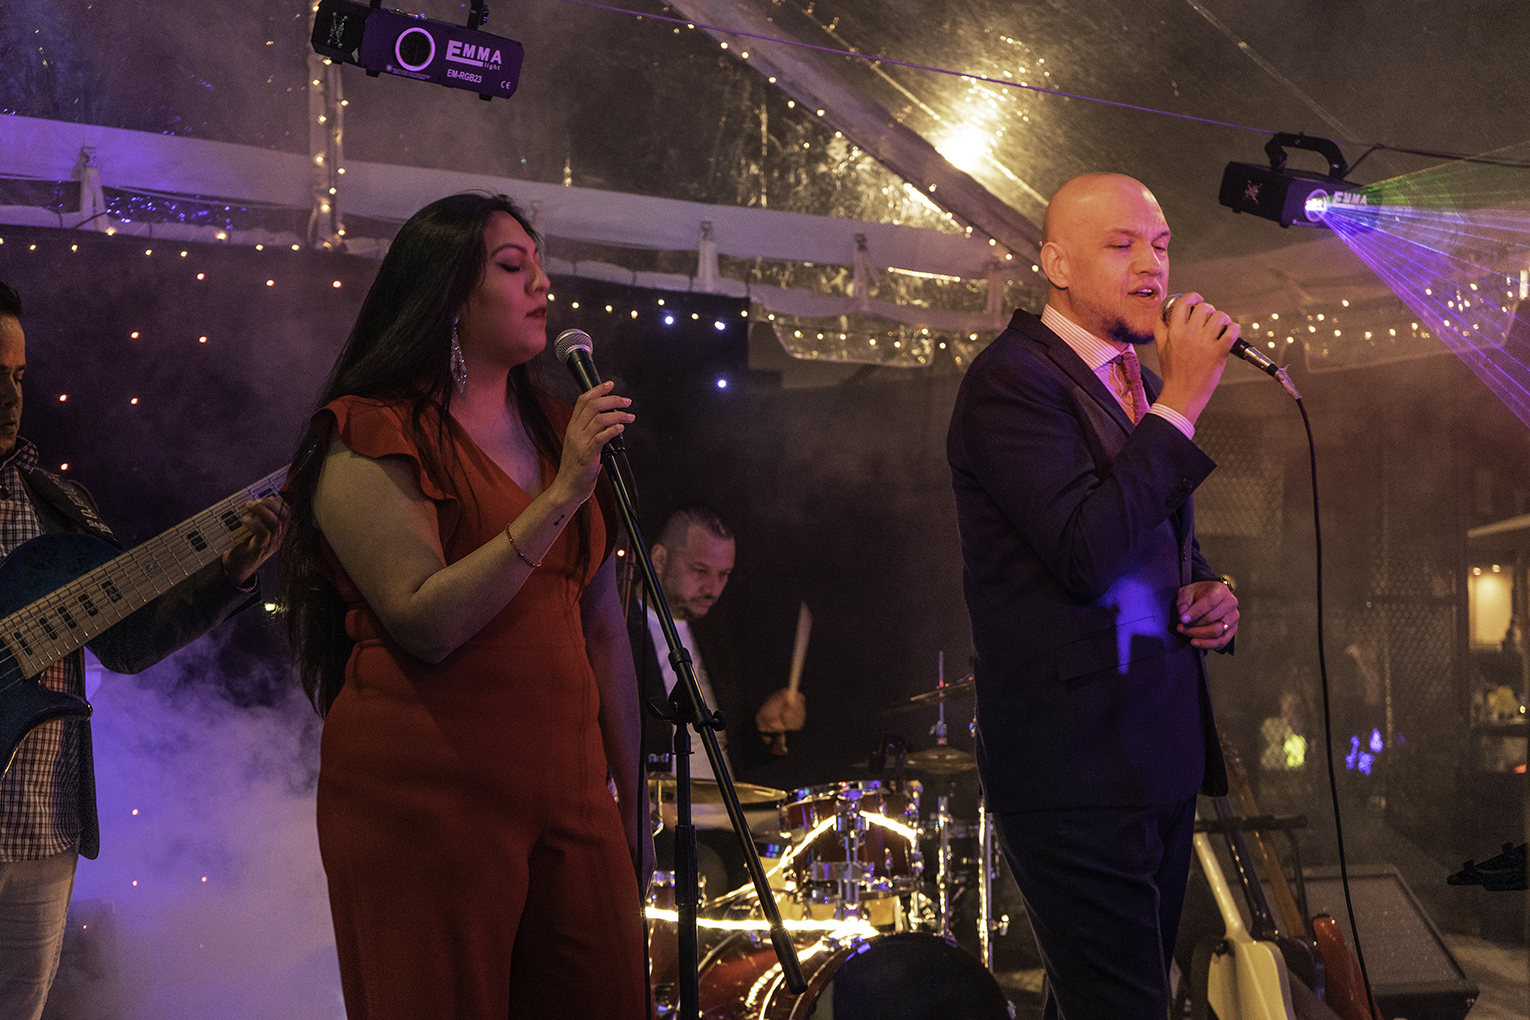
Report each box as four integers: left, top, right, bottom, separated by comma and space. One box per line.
1106, 320, 1155, 346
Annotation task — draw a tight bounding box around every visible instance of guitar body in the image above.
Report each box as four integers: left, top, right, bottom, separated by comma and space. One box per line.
1215, 732, 1329, 1000
0, 532, 117, 770
1192, 831, 1297, 1020
1206, 937, 1298, 1020
1311, 915, 1382, 1020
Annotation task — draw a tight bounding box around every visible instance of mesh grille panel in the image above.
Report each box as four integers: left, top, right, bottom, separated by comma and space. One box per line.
1194, 419, 1284, 541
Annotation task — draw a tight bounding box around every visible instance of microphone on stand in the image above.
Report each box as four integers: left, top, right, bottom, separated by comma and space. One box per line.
553, 328, 627, 455
1161, 293, 1301, 400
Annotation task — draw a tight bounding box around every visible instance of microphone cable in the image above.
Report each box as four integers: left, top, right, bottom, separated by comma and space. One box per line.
1295, 390, 1381, 1017
1173, 290, 1381, 1014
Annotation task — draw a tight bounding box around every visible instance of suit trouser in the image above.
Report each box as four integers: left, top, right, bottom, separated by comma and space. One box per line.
0, 847, 78, 1020
995, 796, 1197, 1020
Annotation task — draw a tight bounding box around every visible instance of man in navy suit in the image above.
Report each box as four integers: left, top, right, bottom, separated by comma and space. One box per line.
948, 173, 1240, 1018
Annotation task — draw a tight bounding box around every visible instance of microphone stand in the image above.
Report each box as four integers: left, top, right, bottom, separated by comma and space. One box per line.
599, 449, 807, 1018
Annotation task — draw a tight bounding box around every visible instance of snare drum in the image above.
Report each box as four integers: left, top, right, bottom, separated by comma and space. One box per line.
778, 780, 922, 899
697, 931, 1009, 1019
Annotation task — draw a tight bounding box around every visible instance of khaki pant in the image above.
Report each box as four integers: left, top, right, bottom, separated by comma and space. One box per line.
0, 847, 78, 1020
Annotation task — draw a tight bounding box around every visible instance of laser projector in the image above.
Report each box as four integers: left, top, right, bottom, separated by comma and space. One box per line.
1220, 133, 1373, 228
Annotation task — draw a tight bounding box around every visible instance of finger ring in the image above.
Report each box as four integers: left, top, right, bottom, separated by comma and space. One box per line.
1219, 621, 1227, 635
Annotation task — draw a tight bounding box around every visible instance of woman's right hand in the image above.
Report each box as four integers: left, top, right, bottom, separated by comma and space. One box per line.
549, 380, 633, 507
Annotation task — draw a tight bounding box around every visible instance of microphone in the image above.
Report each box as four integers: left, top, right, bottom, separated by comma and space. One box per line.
553, 328, 627, 455
1161, 293, 1302, 400
554, 327, 602, 392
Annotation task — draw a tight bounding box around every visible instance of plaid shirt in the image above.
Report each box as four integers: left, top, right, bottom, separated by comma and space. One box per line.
0, 438, 84, 860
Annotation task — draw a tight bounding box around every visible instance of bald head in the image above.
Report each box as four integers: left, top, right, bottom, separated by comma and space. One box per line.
1039, 173, 1171, 345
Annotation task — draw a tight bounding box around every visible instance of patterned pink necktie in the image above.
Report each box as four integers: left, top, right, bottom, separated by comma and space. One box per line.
1118, 347, 1150, 424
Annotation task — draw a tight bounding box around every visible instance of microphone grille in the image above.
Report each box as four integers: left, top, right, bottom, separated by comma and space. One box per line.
1160, 293, 1184, 323
554, 328, 593, 361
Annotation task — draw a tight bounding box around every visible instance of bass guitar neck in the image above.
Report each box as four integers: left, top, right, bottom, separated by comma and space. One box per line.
0, 466, 288, 771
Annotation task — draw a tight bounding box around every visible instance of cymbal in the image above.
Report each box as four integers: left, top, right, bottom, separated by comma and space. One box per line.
903, 744, 977, 775
851, 744, 978, 776
648, 775, 787, 805
879, 677, 976, 715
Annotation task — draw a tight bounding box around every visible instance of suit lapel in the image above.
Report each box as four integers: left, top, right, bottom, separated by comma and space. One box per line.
1012, 313, 1134, 436
1011, 312, 1198, 564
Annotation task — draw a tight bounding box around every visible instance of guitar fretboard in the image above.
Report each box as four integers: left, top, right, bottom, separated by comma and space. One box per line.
1, 467, 288, 679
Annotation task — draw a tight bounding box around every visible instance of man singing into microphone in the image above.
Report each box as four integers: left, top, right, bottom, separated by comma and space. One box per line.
947, 173, 1240, 1019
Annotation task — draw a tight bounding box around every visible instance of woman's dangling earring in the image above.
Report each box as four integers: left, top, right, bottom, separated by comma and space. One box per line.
450, 319, 467, 394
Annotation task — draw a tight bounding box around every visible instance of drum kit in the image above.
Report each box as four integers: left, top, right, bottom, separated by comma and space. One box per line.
647, 674, 1017, 1019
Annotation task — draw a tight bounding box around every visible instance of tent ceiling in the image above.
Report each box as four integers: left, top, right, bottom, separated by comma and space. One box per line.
3, 1, 1528, 315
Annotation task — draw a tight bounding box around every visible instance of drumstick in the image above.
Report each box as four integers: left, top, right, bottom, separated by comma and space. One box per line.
769, 602, 812, 755
787, 601, 812, 694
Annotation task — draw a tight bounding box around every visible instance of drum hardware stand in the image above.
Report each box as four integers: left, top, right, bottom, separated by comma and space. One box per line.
969, 698, 1009, 971
831, 795, 866, 922
934, 791, 955, 937
595, 446, 807, 1017
869, 731, 912, 787
975, 803, 1010, 969
930, 657, 956, 937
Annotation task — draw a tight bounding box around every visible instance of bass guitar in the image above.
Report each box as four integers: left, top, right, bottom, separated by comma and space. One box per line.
0, 467, 288, 772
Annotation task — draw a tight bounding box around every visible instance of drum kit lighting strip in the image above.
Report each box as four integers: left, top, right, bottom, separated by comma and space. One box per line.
705, 809, 918, 907
705, 815, 838, 905
643, 907, 878, 940
863, 811, 919, 842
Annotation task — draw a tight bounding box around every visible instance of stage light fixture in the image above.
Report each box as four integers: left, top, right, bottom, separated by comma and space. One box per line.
311, 0, 524, 102
1219, 133, 1373, 228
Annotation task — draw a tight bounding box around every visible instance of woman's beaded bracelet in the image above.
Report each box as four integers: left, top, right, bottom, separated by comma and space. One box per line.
505, 526, 542, 569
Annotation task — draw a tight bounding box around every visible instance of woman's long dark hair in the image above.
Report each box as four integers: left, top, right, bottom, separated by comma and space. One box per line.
279, 193, 590, 716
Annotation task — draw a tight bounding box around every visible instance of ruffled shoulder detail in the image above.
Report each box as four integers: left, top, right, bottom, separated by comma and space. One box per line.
312, 395, 454, 504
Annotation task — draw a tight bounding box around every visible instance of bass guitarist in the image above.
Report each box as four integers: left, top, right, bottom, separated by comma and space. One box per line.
0, 280, 285, 1020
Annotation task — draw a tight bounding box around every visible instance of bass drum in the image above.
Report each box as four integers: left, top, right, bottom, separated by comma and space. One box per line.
697, 931, 1010, 1020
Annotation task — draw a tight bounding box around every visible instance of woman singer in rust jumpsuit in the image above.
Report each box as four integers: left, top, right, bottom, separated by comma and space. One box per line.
279, 193, 651, 1018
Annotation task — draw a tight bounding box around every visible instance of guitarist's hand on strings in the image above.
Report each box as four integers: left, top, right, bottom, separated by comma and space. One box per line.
221, 496, 289, 587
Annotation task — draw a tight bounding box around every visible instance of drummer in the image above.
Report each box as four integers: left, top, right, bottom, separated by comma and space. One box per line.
633, 504, 806, 779
631, 504, 806, 893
